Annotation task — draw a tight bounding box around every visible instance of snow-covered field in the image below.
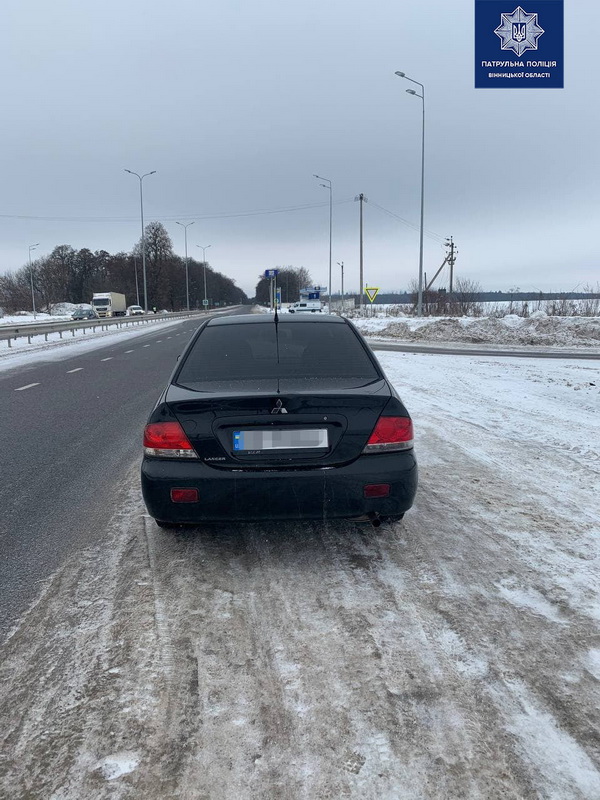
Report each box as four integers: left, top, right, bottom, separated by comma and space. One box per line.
1, 352, 599, 799
352, 313, 600, 350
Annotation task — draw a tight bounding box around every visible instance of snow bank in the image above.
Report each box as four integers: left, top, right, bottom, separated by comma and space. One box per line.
0, 313, 73, 325
352, 314, 600, 348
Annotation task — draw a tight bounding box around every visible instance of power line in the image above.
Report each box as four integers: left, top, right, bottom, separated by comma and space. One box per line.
0, 198, 355, 224
368, 201, 445, 243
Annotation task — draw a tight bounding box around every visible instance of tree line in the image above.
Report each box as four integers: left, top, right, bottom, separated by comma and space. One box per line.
0, 222, 248, 313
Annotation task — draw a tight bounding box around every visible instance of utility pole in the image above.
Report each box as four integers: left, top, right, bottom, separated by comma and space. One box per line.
446, 236, 457, 293
395, 71, 425, 316
337, 261, 344, 314
175, 221, 195, 311
314, 175, 332, 308
197, 244, 212, 310
133, 255, 140, 306
354, 194, 368, 313
124, 169, 156, 312
28, 243, 40, 319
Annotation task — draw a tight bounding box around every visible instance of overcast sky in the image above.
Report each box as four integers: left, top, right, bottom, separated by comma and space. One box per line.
1, 0, 598, 297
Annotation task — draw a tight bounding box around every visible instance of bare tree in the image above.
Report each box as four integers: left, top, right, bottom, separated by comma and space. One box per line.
578, 283, 600, 316
448, 278, 483, 317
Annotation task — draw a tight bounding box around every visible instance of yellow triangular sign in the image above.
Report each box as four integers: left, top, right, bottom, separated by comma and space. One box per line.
365, 286, 379, 303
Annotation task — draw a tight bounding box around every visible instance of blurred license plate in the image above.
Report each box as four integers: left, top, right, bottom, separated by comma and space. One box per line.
233, 429, 328, 451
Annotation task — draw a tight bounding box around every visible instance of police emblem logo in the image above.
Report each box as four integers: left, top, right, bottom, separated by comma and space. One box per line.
512, 23, 526, 42
495, 6, 544, 57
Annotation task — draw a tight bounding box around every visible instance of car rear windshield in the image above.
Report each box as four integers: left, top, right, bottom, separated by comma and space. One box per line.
176, 322, 380, 389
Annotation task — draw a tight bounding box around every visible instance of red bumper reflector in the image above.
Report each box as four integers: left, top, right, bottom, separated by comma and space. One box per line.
364, 483, 390, 498
170, 488, 199, 503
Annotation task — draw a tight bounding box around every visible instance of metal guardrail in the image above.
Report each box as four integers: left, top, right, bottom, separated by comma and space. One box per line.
0, 310, 207, 347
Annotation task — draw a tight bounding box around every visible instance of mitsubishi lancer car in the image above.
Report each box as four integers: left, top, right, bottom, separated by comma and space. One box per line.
141, 314, 417, 528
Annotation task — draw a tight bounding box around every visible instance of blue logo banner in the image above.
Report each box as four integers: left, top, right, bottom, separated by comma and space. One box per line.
475, 0, 563, 88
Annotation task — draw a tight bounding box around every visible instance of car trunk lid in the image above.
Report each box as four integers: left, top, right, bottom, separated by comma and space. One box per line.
165, 377, 390, 468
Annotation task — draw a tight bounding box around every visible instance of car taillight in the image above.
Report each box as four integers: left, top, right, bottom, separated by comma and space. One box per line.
143, 421, 198, 459
363, 416, 414, 453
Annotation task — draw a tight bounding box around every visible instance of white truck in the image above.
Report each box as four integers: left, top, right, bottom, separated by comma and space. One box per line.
288, 300, 323, 313
91, 292, 127, 318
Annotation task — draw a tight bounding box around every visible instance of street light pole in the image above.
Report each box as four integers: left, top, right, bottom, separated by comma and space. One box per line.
197, 244, 212, 310
133, 255, 140, 306
395, 71, 425, 317
337, 261, 344, 314
313, 175, 332, 309
354, 193, 368, 313
28, 243, 39, 319
175, 221, 195, 311
124, 169, 156, 313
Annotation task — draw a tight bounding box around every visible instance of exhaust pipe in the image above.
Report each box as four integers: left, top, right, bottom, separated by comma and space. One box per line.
369, 512, 383, 528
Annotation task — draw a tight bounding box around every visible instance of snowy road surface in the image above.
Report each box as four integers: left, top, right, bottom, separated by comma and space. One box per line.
1, 352, 599, 799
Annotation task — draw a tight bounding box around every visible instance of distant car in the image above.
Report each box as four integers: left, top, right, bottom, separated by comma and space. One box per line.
71, 308, 98, 320
141, 314, 417, 529
127, 305, 144, 316
288, 301, 323, 313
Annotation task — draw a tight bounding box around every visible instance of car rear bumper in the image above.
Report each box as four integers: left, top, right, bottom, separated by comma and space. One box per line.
141, 451, 417, 523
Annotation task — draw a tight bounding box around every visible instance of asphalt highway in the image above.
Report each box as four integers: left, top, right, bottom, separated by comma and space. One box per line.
368, 340, 600, 360
0, 310, 245, 640
3, 312, 597, 640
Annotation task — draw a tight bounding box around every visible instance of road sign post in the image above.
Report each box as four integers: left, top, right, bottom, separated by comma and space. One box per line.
265, 269, 279, 311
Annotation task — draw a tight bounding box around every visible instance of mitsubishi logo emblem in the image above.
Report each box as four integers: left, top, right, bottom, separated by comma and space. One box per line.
271, 399, 288, 414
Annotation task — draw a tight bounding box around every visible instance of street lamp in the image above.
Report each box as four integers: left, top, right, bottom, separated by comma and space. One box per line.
196, 244, 212, 310
337, 261, 345, 314
124, 169, 156, 312
313, 174, 332, 309
395, 71, 425, 317
175, 221, 195, 311
133, 255, 140, 306
28, 243, 39, 319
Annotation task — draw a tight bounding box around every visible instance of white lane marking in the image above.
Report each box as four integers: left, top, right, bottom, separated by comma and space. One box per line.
15, 383, 40, 391
125, 350, 134, 354
67, 368, 83, 373
167, 336, 172, 339
156, 340, 162, 343
101, 357, 113, 362
143, 344, 150, 348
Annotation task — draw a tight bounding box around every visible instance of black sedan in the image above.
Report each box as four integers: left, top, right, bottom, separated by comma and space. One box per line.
141, 314, 417, 528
